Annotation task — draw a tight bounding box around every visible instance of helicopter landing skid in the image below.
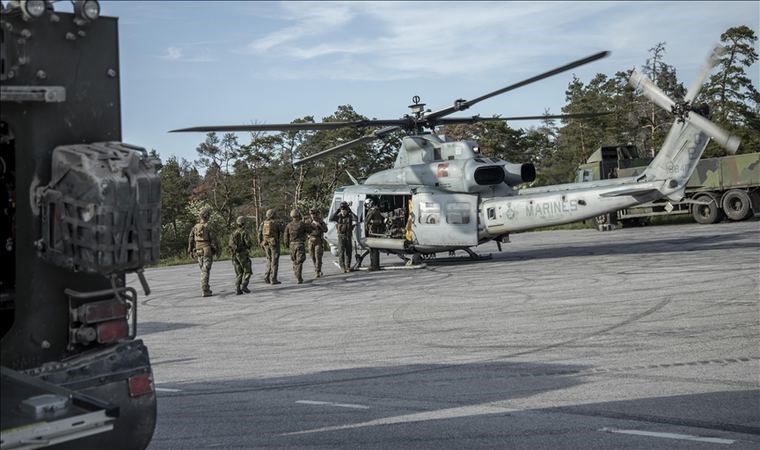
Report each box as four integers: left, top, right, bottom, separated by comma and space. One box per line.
424, 248, 492, 263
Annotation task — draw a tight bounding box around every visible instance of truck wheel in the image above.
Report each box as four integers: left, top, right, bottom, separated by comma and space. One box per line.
691, 194, 722, 224
721, 189, 752, 221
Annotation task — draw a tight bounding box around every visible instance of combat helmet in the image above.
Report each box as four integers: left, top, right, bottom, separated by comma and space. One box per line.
199, 208, 211, 220
265, 209, 275, 219
290, 209, 301, 219
236, 216, 246, 226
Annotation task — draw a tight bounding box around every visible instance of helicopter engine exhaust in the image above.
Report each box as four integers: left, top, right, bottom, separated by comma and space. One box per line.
503, 163, 536, 186
474, 166, 506, 185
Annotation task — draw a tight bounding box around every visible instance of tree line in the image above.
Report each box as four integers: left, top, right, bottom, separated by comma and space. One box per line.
157, 26, 758, 261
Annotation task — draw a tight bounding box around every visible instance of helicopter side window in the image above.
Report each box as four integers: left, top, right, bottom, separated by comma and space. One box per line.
487, 207, 496, 220
446, 202, 471, 225
419, 201, 440, 225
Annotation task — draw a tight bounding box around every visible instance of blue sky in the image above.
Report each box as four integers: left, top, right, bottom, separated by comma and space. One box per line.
92, 1, 758, 163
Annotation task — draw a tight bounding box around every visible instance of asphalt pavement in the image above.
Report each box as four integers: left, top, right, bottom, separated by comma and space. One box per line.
131, 220, 760, 449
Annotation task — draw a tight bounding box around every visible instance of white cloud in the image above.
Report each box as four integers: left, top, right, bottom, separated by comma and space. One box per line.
160, 45, 215, 63
237, 1, 757, 82
163, 46, 182, 60
245, 2, 356, 53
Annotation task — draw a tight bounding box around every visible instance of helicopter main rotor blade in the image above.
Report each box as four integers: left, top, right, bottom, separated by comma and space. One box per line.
293, 126, 401, 166
170, 119, 408, 133
435, 111, 613, 125
425, 51, 609, 122
684, 45, 724, 103
630, 69, 740, 153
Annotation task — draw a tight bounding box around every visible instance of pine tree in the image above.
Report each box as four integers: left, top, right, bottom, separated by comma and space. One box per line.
700, 26, 759, 156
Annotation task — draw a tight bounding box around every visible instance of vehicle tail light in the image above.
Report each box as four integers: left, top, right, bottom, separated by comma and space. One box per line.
128, 373, 154, 398
96, 319, 129, 343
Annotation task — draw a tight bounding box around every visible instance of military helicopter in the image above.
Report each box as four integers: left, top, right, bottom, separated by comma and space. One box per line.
173, 47, 739, 267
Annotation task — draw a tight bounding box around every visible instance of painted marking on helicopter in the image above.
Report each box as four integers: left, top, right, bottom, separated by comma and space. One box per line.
505, 204, 517, 220
437, 163, 449, 177
525, 199, 578, 217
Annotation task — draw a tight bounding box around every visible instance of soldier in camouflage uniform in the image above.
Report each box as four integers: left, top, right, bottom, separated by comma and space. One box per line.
188, 208, 218, 297
229, 216, 253, 295
330, 201, 357, 273
284, 209, 312, 284
258, 209, 283, 285
306, 209, 328, 278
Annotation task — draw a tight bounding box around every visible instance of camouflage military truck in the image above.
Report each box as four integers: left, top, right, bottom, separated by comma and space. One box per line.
1, 2, 158, 449
577, 145, 760, 229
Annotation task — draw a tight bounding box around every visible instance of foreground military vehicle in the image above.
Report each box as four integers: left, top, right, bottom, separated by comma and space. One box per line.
577, 146, 760, 228
1, 2, 159, 449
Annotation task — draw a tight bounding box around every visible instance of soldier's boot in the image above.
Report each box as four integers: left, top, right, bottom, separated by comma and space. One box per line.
202, 290, 213, 297
235, 284, 243, 295
264, 276, 271, 284
242, 281, 251, 293
271, 278, 281, 285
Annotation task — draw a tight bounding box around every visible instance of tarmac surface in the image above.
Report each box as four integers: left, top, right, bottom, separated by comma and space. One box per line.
133, 220, 760, 449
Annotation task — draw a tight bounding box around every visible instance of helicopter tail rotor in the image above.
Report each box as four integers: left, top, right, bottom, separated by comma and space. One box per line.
629, 69, 739, 153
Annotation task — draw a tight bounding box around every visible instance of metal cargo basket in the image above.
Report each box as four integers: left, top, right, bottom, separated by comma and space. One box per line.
35, 142, 160, 274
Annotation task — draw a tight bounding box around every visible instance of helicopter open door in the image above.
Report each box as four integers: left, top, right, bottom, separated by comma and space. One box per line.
412, 191, 478, 247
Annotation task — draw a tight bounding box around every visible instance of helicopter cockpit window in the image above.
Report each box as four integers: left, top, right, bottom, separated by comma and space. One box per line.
446, 202, 471, 224
419, 201, 440, 225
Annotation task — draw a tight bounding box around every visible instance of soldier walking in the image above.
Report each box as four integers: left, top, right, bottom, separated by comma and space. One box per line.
188, 208, 218, 297
307, 208, 328, 278
364, 199, 386, 271
331, 201, 357, 273
284, 209, 312, 284
258, 209, 283, 285
229, 216, 253, 295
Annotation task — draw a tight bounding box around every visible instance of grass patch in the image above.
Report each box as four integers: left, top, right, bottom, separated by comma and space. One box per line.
647, 214, 695, 226
152, 246, 284, 267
